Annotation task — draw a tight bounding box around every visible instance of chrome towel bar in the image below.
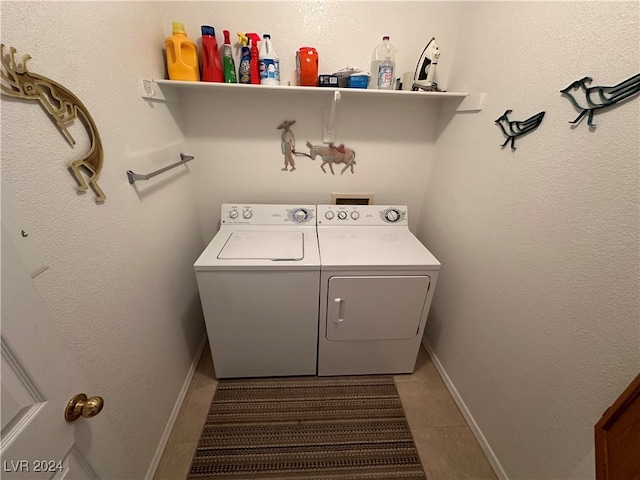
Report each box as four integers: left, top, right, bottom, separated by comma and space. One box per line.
127, 153, 195, 184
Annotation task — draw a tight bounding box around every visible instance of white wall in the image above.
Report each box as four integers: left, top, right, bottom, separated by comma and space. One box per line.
419, 2, 640, 479
157, 1, 464, 240
1, 2, 206, 477
159, 1, 463, 90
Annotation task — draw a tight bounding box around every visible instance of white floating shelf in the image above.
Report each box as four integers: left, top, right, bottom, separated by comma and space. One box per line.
140, 78, 470, 100
139, 79, 478, 142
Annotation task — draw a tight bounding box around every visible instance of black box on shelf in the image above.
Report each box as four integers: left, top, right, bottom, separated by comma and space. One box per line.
318, 75, 339, 87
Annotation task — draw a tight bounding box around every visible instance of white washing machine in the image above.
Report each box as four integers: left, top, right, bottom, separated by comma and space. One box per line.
194, 204, 319, 378
316, 205, 440, 376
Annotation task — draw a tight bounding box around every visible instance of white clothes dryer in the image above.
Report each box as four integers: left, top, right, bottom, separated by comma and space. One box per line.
316, 205, 440, 376
194, 204, 319, 378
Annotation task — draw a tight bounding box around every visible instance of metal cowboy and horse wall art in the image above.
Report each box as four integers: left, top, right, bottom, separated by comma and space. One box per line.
276, 119, 357, 175
1, 44, 106, 202
305, 142, 357, 175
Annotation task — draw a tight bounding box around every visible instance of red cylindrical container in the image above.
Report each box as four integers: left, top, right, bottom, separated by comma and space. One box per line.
201, 25, 224, 82
297, 47, 318, 86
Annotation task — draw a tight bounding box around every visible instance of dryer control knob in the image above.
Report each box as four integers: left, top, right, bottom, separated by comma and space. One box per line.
384, 209, 401, 223
292, 209, 309, 222
350, 211, 360, 220
325, 211, 335, 220
243, 210, 253, 219
229, 210, 239, 219
337, 211, 348, 220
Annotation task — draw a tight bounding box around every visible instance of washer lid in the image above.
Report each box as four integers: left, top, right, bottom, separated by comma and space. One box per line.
218, 231, 304, 260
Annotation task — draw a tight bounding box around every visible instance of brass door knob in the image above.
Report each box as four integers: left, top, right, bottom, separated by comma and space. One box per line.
65, 393, 104, 422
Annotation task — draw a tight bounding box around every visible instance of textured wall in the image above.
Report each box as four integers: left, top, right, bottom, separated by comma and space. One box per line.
159, 1, 463, 89
418, 2, 640, 479
157, 1, 464, 240
1, 2, 206, 477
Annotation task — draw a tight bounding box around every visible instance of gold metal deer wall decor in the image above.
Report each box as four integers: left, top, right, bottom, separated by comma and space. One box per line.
1, 44, 106, 202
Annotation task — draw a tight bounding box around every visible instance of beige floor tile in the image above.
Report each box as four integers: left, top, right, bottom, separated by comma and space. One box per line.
395, 344, 430, 380
396, 377, 467, 428
154, 348, 215, 479
411, 426, 497, 480
153, 441, 198, 480
166, 389, 214, 445
189, 345, 218, 392
395, 345, 448, 389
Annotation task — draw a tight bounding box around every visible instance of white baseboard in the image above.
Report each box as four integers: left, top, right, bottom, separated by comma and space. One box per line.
421, 337, 508, 480
145, 334, 208, 480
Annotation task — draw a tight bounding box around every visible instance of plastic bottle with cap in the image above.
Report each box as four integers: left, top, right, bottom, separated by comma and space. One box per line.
237, 32, 251, 84
259, 34, 280, 85
297, 47, 318, 86
165, 21, 200, 81
222, 30, 237, 83
200, 25, 224, 82
369, 36, 397, 89
246, 33, 261, 85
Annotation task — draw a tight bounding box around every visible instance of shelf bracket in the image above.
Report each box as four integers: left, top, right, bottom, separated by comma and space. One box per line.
454, 93, 487, 112
139, 79, 172, 101
323, 90, 341, 143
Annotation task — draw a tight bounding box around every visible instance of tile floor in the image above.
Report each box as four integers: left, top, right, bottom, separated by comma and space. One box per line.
153, 344, 497, 480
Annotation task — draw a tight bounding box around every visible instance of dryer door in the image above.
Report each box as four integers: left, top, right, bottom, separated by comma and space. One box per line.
326, 276, 430, 341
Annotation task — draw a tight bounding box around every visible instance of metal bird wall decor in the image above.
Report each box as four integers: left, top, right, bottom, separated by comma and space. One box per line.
560, 73, 640, 127
0, 44, 106, 202
495, 110, 545, 150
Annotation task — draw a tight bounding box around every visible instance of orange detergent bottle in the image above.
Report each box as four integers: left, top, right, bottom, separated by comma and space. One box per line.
165, 21, 200, 81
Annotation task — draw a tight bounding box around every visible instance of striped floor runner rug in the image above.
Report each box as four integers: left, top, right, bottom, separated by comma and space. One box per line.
187, 375, 426, 479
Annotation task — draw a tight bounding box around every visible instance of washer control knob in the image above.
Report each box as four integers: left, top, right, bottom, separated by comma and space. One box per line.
243, 210, 253, 219
229, 210, 239, 219
385, 209, 401, 223
337, 211, 348, 220
350, 211, 360, 220
292, 208, 309, 222
325, 211, 335, 220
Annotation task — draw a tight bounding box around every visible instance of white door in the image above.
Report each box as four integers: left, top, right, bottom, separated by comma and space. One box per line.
326, 275, 431, 341
1, 224, 132, 479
